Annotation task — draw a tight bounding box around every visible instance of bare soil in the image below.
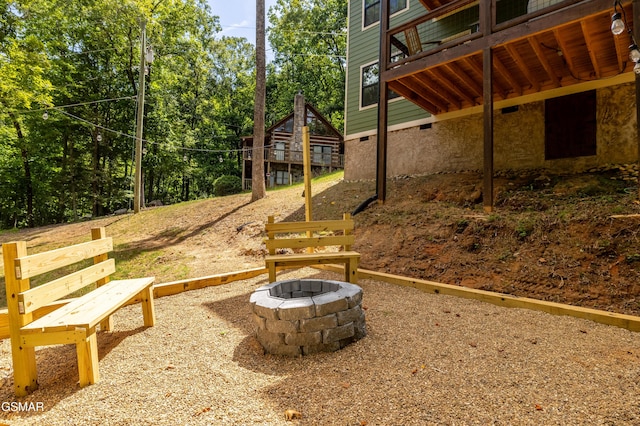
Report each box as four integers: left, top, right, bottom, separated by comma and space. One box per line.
2, 168, 640, 317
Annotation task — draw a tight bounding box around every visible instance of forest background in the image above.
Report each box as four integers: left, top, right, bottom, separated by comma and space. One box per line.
0, 0, 346, 228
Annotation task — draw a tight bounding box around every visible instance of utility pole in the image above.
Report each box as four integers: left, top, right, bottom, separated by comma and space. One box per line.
134, 19, 147, 213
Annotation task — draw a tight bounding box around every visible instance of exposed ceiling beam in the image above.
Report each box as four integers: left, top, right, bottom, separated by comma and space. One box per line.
493, 55, 523, 96
580, 19, 601, 79
504, 44, 541, 92
528, 36, 561, 88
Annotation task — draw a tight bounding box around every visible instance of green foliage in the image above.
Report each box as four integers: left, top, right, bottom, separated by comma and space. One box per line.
213, 175, 242, 197
0, 0, 259, 228
266, 0, 347, 130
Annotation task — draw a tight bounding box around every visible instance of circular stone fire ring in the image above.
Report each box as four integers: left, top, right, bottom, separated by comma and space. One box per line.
250, 279, 366, 356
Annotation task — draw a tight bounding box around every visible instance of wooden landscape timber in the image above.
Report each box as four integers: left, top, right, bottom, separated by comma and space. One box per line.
1, 260, 638, 353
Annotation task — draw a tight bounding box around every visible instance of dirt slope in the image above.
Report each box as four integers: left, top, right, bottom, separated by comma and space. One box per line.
1, 169, 640, 316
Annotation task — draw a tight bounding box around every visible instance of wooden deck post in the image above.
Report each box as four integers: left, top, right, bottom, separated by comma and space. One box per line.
634, 0, 640, 199
482, 0, 495, 213
376, 0, 390, 204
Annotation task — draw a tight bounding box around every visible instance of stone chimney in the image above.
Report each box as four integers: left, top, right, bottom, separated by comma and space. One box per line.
292, 91, 305, 156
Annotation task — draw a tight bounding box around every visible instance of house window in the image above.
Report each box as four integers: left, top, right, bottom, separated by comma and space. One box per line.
361, 62, 379, 108
364, 0, 408, 28
275, 170, 289, 185
274, 142, 285, 161
545, 91, 596, 160
361, 61, 401, 108
313, 145, 332, 165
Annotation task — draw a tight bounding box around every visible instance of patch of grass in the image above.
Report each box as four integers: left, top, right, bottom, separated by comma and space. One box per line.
515, 218, 535, 240
455, 219, 469, 234
625, 253, 640, 264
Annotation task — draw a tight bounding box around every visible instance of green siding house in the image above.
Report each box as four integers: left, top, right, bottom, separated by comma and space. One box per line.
343, 0, 638, 195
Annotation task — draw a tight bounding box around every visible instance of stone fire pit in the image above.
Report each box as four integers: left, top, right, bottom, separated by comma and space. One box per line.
250, 279, 366, 356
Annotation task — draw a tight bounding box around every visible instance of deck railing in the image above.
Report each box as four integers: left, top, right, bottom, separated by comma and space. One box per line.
386, 0, 579, 71
243, 147, 344, 168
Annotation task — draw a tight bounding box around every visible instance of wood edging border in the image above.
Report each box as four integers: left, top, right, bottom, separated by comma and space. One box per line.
314, 264, 640, 332
1, 263, 638, 340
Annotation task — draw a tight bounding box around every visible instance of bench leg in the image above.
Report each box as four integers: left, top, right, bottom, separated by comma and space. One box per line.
10, 345, 38, 396
100, 316, 114, 332
346, 258, 359, 284
267, 262, 277, 283
76, 332, 99, 387
139, 286, 156, 327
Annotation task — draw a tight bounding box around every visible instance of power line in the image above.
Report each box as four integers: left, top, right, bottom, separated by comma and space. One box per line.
56, 109, 271, 154
15, 96, 136, 114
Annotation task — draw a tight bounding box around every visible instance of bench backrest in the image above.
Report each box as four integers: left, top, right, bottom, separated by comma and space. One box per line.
3, 228, 114, 322
265, 213, 355, 255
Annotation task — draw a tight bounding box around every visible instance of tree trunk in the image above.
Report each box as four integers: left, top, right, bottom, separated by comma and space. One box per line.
9, 113, 34, 227
251, 0, 267, 201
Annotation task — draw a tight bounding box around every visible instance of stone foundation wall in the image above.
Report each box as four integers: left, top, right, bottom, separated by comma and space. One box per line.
344, 83, 637, 181
250, 279, 366, 356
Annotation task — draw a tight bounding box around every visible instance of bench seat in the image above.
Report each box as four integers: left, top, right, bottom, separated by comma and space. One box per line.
22, 277, 155, 336
2, 227, 156, 396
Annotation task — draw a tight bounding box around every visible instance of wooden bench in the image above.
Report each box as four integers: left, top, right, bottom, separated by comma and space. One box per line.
2, 227, 155, 396
264, 213, 360, 284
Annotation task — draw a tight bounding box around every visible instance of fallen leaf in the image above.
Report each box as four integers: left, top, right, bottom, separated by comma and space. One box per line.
360, 421, 369, 426
284, 409, 302, 420
535, 404, 543, 411
342, 382, 351, 389
165, 364, 175, 370
469, 342, 477, 348
411, 368, 418, 375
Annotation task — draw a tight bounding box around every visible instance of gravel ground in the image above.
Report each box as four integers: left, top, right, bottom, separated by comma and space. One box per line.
0, 267, 638, 425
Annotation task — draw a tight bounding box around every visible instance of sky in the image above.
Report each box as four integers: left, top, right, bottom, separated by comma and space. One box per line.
207, 0, 278, 46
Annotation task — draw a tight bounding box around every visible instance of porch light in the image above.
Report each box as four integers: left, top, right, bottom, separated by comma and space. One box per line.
630, 44, 640, 62
612, 12, 625, 35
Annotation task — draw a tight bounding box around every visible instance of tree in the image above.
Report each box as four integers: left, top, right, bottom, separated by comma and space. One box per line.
251, 0, 267, 201
266, 0, 347, 130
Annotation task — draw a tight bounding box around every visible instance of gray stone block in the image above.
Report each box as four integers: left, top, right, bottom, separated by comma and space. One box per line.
265, 318, 298, 334
301, 279, 323, 293
252, 313, 266, 330
253, 296, 283, 321
302, 341, 340, 355
299, 314, 338, 332
280, 280, 293, 294
321, 280, 340, 293
313, 292, 348, 316
292, 291, 304, 298
337, 305, 363, 326
278, 297, 315, 320
249, 288, 270, 305
256, 329, 284, 353
270, 344, 302, 357
336, 284, 363, 308
284, 331, 322, 346
323, 322, 354, 343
